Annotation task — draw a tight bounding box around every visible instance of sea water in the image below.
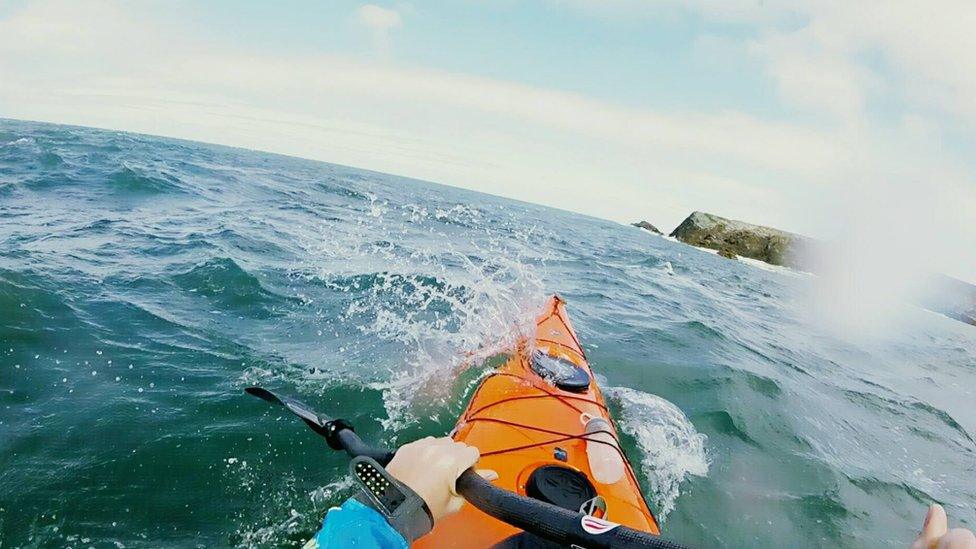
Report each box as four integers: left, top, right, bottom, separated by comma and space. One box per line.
1, 119, 973, 547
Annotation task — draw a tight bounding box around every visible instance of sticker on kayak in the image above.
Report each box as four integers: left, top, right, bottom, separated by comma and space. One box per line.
580, 515, 620, 535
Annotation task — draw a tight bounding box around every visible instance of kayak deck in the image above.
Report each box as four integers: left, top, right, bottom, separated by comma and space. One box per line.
414, 296, 659, 547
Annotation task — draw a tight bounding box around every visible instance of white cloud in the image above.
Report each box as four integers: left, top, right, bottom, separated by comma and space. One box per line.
357, 4, 402, 30
549, 0, 802, 25
749, 32, 873, 123
356, 4, 402, 57
1, 0, 974, 283
567, 1, 976, 132
559, 4, 969, 137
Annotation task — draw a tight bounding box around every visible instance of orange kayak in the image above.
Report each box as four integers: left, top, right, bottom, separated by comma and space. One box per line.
415, 295, 660, 548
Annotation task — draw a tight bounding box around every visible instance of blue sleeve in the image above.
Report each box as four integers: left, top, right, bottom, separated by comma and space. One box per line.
304, 498, 408, 549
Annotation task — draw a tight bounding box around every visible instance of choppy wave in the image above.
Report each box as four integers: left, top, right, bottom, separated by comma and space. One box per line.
173, 257, 297, 318
607, 386, 709, 519
2, 119, 974, 548
108, 165, 184, 194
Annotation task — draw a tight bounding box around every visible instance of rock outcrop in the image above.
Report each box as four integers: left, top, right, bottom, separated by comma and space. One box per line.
669, 211, 816, 270
667, 211, 974, 328
717, 248, 738, 260
632, 220, 662, 234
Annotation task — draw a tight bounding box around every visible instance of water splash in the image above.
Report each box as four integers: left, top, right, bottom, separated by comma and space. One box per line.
234, 476, 355, 548
606, 386, 709, 519
303, 194, 547, 430
352, 252, 547, 431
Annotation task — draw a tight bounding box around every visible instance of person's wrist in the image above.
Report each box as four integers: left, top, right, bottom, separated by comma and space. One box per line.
381, 437, 484, 523
349, 457, 434, 542
386, 461, 438, 514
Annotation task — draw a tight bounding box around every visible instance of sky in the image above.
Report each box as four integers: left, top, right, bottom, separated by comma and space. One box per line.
1, 0, 974, 282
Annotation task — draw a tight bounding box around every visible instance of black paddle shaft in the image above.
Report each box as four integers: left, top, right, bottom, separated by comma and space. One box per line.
457, 470, 689, 549
245, 387, 692, 549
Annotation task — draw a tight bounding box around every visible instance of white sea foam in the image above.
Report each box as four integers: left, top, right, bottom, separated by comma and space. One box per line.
302, 197, 547, 431
605, 386, 709, 520
2, 137, 35, 147
309, 477, 356, 506
352, 248, 546, 431
677, 239, 812, 277
235, 476, 356, 548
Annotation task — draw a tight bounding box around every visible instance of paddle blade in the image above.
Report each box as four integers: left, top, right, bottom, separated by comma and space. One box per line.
244, 386, 333, 429
245, 386, 282, 405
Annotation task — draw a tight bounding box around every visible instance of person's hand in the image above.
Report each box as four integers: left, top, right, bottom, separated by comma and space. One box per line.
386, 436, 498, 522
912, 504, 976, 549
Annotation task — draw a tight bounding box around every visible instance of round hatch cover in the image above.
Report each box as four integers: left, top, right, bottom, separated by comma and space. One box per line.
530, 351, 590, 392
525, 465, 597, 512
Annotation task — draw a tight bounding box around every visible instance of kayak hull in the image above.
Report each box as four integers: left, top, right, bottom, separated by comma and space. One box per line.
414, 296, 659, 548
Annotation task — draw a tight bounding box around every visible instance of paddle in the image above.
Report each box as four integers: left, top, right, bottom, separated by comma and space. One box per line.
244, 386, 394, 463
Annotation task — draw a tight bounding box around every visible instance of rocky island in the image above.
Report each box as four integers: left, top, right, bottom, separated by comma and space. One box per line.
668, 211, 818, 271
637, 210, 975, 328
631, 220, 662, 234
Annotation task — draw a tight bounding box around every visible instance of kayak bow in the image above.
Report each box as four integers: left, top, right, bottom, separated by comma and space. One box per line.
416, 295, 660, 547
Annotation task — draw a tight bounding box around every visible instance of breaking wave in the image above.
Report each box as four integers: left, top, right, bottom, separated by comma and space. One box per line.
301, 193, 547, 430
607, 386, 709, 519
